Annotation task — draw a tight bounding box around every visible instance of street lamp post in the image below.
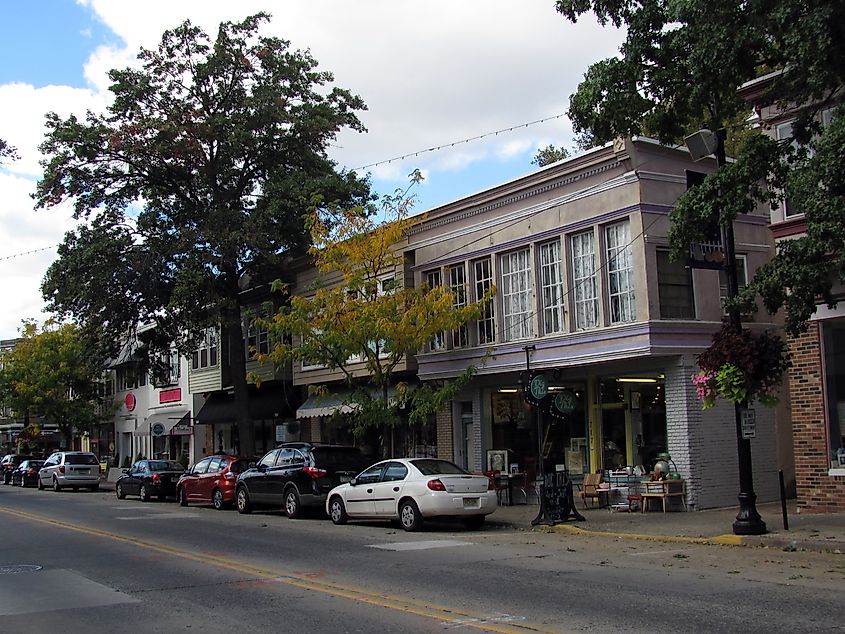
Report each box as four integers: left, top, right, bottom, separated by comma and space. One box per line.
686, 127, 766, 535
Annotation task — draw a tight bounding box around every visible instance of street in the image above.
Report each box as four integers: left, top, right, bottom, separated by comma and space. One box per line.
0, 486, 843, 633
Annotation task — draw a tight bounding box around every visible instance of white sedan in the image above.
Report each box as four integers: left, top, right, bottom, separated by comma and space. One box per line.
325, 458, 497, 531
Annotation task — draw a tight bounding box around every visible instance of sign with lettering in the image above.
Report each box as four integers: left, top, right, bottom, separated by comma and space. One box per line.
151, 422, 166, 437
529, 373, 548, 401
741, 408, 756, 439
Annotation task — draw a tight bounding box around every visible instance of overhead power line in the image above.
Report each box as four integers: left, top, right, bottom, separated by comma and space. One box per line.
0, 244, 58, 262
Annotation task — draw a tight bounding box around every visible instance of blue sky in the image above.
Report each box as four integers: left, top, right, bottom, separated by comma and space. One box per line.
0, 1, 624, 338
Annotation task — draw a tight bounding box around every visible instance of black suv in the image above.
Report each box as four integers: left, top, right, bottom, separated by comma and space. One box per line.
2, 454, 35, 485
235, 443, 367, 518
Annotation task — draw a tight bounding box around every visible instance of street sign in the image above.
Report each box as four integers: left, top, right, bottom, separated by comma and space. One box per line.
741, 409, 756, 439
151, 422, 166, 437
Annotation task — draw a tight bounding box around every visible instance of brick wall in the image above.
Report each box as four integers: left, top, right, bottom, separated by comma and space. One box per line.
666, 355, 779, 510
788, 323, 845, 513
436, 405, 453, 463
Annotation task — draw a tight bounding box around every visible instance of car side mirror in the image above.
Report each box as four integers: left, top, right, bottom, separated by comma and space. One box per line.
257, 463, 267, 472
349, 478, 358, 487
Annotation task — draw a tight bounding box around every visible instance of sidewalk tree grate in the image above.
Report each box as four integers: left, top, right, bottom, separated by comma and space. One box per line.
0, 565, 43, 575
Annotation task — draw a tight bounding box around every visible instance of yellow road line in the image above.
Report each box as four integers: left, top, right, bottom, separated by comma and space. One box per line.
0, 506, 559, 634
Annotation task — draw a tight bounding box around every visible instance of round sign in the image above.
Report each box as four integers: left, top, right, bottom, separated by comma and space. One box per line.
529, 374, 548, 400
124, 393, 136, 412
554, 390, 577, 415
151, 422, 166, 436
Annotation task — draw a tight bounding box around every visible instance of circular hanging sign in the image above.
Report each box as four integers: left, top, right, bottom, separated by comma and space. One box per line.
124, 393, 136, 412
554, 390, 577, 415
151, 422, 166, 436
529, 374, 549, 401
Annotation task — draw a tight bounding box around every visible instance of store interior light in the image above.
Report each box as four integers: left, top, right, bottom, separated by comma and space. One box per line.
498, 388, 518, 393
616, 377, 658, 384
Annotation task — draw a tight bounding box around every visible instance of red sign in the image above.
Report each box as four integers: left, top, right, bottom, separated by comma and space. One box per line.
124, 393, 136, 412
159, 388, 182, 404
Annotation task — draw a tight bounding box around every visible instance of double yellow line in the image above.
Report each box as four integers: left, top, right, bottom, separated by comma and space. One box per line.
0, 506, 559, 633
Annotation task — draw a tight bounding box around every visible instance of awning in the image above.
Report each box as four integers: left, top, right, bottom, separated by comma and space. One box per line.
296, 386, 406, 419
133, 410, 190, 436
194, 389, 287, 425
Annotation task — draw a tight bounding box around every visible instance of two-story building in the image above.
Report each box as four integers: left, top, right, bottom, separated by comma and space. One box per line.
739, 72, 845, 512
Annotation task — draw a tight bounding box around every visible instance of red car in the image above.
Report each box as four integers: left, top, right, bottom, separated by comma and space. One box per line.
176, 455, 252, 510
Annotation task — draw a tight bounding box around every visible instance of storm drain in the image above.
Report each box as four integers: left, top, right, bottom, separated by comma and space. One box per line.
0, 565, 42, 575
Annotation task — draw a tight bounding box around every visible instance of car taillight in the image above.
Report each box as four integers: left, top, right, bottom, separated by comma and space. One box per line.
303, 466, 327, 479
427, 478, 447, 491
27, 469, 36, 475
152, 473, 161, 482
487, 477, 496, 491
58, 465, 65, 474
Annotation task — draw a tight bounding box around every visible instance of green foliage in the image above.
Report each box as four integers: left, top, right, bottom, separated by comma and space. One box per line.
0, 137, 18, 163
531, 144, 570, 167
0, 321, 113, 446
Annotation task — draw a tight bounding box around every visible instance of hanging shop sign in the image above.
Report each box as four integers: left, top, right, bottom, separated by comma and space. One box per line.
525, 372, 549, 406
550, 389, 578, 419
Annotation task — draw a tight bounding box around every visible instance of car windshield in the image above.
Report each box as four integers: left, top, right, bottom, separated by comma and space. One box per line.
411, 459, 468, 476
149, 461, 183, 471
65, 454, 99, 465
312, 447, 364, 470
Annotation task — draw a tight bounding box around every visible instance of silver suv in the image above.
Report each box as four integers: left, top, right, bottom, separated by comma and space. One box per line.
38, 452, 100, 492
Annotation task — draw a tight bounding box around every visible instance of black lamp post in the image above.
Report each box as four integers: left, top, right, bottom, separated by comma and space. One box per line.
685, 127, 767, 535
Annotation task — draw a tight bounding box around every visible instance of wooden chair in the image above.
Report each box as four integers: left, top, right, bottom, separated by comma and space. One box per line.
579, 472, 603, 508
641, 478, 687, 512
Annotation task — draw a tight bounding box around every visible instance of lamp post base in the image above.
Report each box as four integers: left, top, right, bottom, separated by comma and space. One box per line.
732, 491, 767, 535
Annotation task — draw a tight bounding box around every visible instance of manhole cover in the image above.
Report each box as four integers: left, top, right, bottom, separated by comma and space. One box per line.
0, 565, 43, 575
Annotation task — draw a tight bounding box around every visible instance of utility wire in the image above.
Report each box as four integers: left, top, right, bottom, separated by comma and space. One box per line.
0, 244, 59, 262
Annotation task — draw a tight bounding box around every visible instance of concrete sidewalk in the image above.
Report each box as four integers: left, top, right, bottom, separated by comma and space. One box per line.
487, 499, 845, 554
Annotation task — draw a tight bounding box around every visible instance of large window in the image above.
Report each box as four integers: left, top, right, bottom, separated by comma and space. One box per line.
153, 349, 181, 386
718, 255, 747, 315
246, 310, 271, 358
449, 265, 468, 348
571, 231, 598, 329
776, 120, 800, 218
605, 220, 636, 324
473, 258, 495, 344
657, 250, 695, 319
539, 240, 565, 335
425, 270, 446, 352
500, 249, 533, 341
822, 321, 845, 471
192, 328, 218, 370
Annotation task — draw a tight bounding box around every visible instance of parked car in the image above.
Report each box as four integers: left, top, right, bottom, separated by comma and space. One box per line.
115, 459, 185, 502
235, 443, 367, 518
11, 459, 45, 487
38, 451, 101, 492
326, 458, 497, 531
176, 455, 253, 509
2, 454, 35, 485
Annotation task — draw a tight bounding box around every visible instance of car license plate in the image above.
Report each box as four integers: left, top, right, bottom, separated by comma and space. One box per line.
463, 497, 479, 508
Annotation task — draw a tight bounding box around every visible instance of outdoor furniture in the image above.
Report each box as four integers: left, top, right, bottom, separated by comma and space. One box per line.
641, 478, 687, 512
579, 472, 604, 508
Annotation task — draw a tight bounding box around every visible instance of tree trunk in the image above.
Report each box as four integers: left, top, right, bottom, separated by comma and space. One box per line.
223, 303, 254, 456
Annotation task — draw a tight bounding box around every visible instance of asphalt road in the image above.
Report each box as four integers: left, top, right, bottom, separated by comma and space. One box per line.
0, 485, 842, 633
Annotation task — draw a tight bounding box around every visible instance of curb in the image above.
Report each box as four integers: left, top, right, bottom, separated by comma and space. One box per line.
492, 518, 845, 554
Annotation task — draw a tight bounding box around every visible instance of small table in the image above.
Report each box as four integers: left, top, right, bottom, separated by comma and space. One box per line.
497, 472, 528, 505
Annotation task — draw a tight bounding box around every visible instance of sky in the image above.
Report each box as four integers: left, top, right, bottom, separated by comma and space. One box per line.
0, 0, 624, 340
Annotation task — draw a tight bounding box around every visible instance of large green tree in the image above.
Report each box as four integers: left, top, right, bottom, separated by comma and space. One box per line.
0, 321, 110, 449
556, 0, 844, 337
34, 14, 370, 453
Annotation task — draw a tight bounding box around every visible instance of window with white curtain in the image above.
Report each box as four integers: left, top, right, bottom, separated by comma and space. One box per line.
539, 240, 565, 335
473, 258, 495, 344
500, 248, 533, 341
449, 264, 468, 348
571, 230, 598, 329
605, 220, 636, 324
425, 270, 446, 351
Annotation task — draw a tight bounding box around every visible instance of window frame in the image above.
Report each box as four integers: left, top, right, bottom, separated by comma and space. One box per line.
605, 220, 636, 325
571, 230, 599, 330
499, 248, 533, 342
656, 249, 696, 319
473, 257, 496, 345
539, 239, 565, 335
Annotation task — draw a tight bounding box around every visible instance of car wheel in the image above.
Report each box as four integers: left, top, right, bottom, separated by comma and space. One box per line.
139, 484, 150, 502
37, 477, 44, 491
177, 487, 188, 507
52, 478, 62, 492
399, 499, 423, 532
329, 496, 348, 525
116, 483, 126, 499
284, 488, 302, 519
236, 486, 252, 514
212, 489, 226, 510
463, 515, 485, 530
3, 473, 10, 485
